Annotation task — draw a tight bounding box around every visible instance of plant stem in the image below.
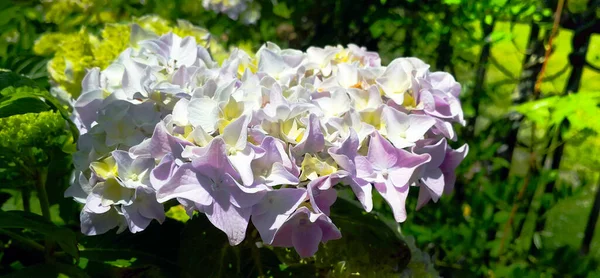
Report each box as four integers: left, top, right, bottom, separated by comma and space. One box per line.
22, 188, 31, 213
35, 167, 55, 262
498, 171, 532, 256
499, 120, 539, 256
467, 17, 495, 140
0, 228, 45, 252
36, 167, 51, 221
249, 229, 265, 277
581, 177, 600, 255
533, 0, 565, 96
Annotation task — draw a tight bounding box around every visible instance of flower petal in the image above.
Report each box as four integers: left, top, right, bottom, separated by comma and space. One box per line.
292, 223, 322, 258
155, 164, 213, 206
205, 202, 251, 246
188, 97, 219, 134
252, 188, 307, 244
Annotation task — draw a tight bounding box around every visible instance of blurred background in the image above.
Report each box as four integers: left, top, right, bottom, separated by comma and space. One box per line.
1, 0, 599, 277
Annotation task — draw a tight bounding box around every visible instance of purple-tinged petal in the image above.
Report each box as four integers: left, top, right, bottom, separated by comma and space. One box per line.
292, 224, 322, 258
271, 207, 341, 257
271, 218, 295, 247
265, 163, 299, 187
429, 71, 461, 98
416, 184, 433, 210
388, 149, 431, 187
150, 153, 178, 191
292, 113, 325, 156
328, 129, 359, 173
308, 177, 337, 215
80, 208, 124, 236
341, 175, 373, 212
317, 216, 342, 243
83, 194, 111, 214
111, 151, 134, 175
229, 175, 267, 209
205, 201, 251, 246
355, 156, 375, 179
431, 118, 456, 141
155, 164, 213, 206
252, 188, 307, 244
134, 188, 165, 224
440, 144, 469, 194
131, 121, 192, 160
374, 180, 409, 222
122, 204, 152, 233
413, 138, 447, 168
366, 132, 398, 170
421, 168, 445, 202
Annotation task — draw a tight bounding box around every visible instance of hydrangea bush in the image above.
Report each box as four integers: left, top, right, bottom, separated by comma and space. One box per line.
65, 31, 468, 258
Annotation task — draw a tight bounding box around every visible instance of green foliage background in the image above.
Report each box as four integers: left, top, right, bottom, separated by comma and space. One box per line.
1, 0, 600, 277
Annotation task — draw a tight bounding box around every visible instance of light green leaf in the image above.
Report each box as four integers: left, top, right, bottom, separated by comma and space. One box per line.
484, 15, 493, 25
165, 204, 190, 223
272, 3, 292, 19
443, 0, 462, 4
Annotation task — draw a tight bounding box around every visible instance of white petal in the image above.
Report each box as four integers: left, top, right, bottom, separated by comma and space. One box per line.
337, 63, 358, 88
188, 98, 219, 134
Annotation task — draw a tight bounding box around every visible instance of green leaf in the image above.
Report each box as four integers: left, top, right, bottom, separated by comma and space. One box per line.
484, 15, 493, 25
0, 210, 79, 259
164, 204, 190, 223
77, 219, 185, 276
265, 192, 411, 276
510, 4, 523, 15
0, 190, 11, 206
2, 263, 90, 278
533, 232, 542, 249
522, 5, 536, 17
0, 70, 78, 139
31, 89, 80, 140
272, 2, 292, 19
443, 0, 462, 4
79, 248, 176, 269
0, 96, 50, 118
179, 215, 316, 277
493, 210, 510, 223
488, 31, 513, 43
311, 195, 411, 275
0, 70, 39, 91
514, 96, 559, 125
0, 86, 53, 118
542, 8, 553, 17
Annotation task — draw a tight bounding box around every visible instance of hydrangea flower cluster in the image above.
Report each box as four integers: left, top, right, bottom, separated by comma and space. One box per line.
202, 0, 260, 24
34, 15, 227, 102
65, 32, 468, 257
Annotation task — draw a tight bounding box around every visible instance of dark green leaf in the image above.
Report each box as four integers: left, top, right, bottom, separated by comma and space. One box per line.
1, 263, 89, 278
0, 210, 78, 259
179, 215, 315, 278
0, 70, 39, 91
0, 97, 50, 118
78, 219, 185, 276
